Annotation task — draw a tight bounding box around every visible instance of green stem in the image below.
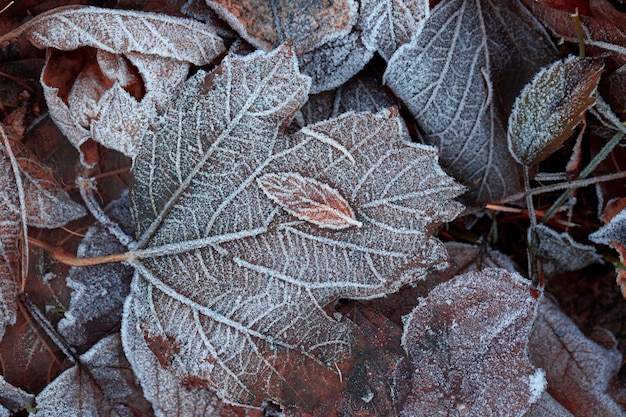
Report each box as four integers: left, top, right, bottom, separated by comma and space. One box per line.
571, 8, 585, 59
540, 130, 625, 223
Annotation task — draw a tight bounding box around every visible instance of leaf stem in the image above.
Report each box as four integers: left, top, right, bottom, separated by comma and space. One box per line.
540, 130, 625, 223
28, 237, 130, 266
571, 8, 585, 59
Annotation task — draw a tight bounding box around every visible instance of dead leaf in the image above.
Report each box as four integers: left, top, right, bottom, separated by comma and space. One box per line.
508, 57, 604, 167
123, 44, 464, 410
397, 268, 543, 416
23, 5, 225, 158
524, 392, 574, 417
590, 205, 626, 297
58, 193, 134, 347
35, 333, 153, 417
0, 366, 35, 414
358, 0, 430, 61
530, 224, 603, 276
123, 298, 261, 417
384, 0, 558, 205
529, 297, 626, 417
206, 0, 373, 93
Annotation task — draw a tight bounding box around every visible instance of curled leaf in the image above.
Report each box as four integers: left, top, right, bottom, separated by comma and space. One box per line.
508, 56, 604, 166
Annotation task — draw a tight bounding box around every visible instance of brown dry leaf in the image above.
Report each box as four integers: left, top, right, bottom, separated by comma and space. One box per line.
123, 44, 464, 410
0, 374, 35, 415
22, 6, 225, 158
384, 0, 558, 206
590, 204, 626, 297
35, 333, 153, 417
529, 297, 626, 417
523, 392, 574, 417
508, 57, 604, 167
398, 268, 544, 416
206, 0, 372, 93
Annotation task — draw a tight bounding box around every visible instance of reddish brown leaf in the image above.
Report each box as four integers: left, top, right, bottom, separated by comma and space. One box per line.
529, 297, 626, 416
258, 172, 362, 230
398, 268, 543, 416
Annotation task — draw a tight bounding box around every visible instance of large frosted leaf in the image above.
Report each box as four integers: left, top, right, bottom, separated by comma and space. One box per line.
384, 0, 558, 205
398, 268, 543, 416
124, 44, 464, 409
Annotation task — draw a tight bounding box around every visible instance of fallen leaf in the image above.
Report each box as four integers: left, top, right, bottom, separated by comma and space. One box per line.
590, 205, 626, 297
297, 75, 397, 127
530, 224, 603, 276
0, 374, 35, 414
58, 193, 134, 347
123, 297, 260, 417
529, 297, 626, 417
384, 0, 558, 205
508, 57, 604, 167
358, 0, 430, 61
5, 137, 86, 228
123, 44, 464, 410
35, 333, 153, 417
524, 392, 574, 417
206, 0, 373, 93
397, 268, 543, 416
23, 5, 225, 158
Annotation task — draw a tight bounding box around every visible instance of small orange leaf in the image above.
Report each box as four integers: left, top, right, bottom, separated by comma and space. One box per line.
258, 172, 362, 230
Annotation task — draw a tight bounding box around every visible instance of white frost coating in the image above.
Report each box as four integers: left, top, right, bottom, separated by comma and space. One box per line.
508, 56, 603, 167
400, 268, 541, 416
528, 368, 547, 405
384, 0, 558, 205
25, 6, 225, 65
358, 0, 430, 61
35, 334, 147, 417
125, 44, 464, 408
591, 207, 626, 247
531, 224, 603, 276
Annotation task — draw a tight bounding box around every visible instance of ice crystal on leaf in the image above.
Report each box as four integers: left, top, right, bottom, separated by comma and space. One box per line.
122, 44, 464, 410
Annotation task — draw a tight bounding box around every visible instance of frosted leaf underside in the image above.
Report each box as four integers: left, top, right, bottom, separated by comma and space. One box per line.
125, 45, 464, 408
384, 0, 557, 205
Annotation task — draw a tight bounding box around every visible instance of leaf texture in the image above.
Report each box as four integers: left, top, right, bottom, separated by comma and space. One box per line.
207, 0, 372, 93
399, 268, 543, 416
35, 334, 152, 417
531, 224, 603, 276
529, 297, 626, 417
58, 194, 134, 347
124, 44, 464, 409
24, 6, 225, 65
31, 7, 225, 157
258, 172, 362, 229
358, 0, 430, 60
508, 57, 604, 166
384, 0, 558, 205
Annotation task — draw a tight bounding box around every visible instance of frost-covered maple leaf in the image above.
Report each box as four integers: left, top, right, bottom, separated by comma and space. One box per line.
121, 44, 464, 410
